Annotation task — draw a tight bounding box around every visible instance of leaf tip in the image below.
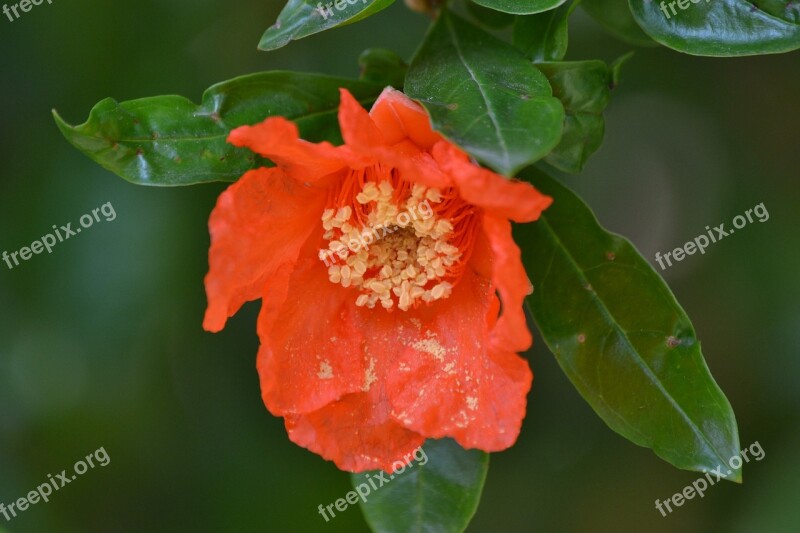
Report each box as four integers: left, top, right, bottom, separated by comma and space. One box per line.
257, 33, 276, 52
610, 51, 636, 89
51, 108, 65, 124
52, 109, 75, 138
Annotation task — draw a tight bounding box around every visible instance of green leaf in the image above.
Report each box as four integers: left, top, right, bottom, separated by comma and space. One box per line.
465, 0, 516, 28
54, 72, 384, 186
581, 0, 657, 47
513, 0, 580, 61
518, 168, 741, 481
628, 0, 800, 56
470, 0, 567, 15
537, 60, 612, 173
359, 48, 408, 88
405, 10, 565, 176
258, 0, 395, 51
351, 439, 489, 533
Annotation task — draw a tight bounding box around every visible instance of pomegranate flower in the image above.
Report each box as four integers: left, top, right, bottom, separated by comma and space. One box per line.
203, 87, 553, 473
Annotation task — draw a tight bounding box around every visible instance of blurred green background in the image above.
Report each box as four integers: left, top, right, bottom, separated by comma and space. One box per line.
0, 1, 797, 531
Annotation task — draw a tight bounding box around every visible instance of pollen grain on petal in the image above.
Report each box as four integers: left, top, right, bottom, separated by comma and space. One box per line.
363, 357, 378, 391
411, 332, 449, 362
317, 359, 334, 380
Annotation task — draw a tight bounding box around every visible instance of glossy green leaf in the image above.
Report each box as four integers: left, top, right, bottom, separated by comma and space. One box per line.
519, 168, 741, 480
537, 60, 612, 173
54, 72, 384, 186
471, 0, 567, 15
513, 0, 580, 61
405, 10, 565, 176
259, 0, 395, 51
359, 48, 408, 88
628, 0, 800, 56
465, 0, 516, 28
582, 0, 657, 46
351, 439, 489, 533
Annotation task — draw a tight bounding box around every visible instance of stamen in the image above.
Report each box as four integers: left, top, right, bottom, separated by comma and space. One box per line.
319, 166, 477, 311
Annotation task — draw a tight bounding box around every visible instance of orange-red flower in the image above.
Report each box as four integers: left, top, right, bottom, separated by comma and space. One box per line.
203, 88, 552, 473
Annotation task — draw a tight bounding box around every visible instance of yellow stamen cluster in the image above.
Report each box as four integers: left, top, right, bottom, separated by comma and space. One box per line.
319, 181, 462, 311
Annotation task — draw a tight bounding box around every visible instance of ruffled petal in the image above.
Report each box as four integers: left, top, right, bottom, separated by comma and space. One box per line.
385, 269, 533, 452
338, 88, 386, 151
278, 290, 459, 472
257, 257, 367, 416
381, 142, 453, 189
203, 167, 327, 332
482, 214, 534, 354
228, 117, 356, 182
369, 87, 444, 150
285, 392, 426, 473
338, 89, 450, 188
432, 141, 553, 223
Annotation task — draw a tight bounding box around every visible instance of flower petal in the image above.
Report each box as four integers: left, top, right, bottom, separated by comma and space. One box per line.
432, 141, 553, 223
482, 214, 534, 354
203, 167, 327, 332
369, 87, 444, 150
338, 88, 450, 189
338, 88, 386, 151
382, 142, 453, 189
285, 392, 426, 473
385, 269, 533, 452
257, 257, 367, 416
228, 117, 354, 182
279, 290, 468, 472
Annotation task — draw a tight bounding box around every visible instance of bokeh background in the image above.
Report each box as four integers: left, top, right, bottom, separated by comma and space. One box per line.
0, 1, 798, 531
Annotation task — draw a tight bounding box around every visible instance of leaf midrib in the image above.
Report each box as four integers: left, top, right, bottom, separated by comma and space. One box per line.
443, 13, 512, 172
537, 213, 731, 468
69, 96, 380, 145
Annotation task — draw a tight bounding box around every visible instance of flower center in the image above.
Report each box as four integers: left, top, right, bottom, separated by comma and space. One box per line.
319, 166, 477, 311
